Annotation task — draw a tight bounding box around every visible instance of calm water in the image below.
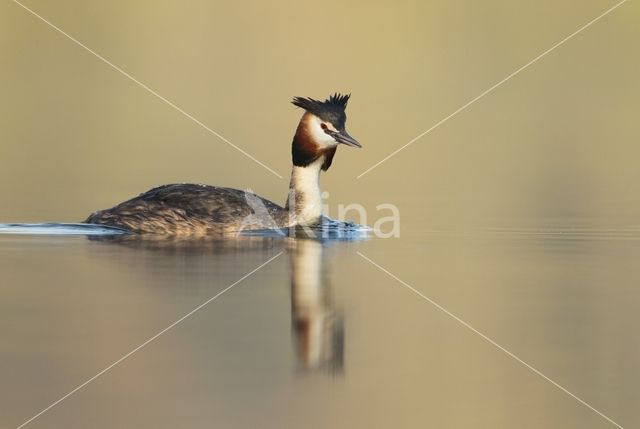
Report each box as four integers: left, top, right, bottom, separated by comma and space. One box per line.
1, 225, 639, 428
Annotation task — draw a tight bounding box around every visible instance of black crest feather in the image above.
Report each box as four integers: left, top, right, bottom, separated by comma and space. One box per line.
292, 93, 350, 130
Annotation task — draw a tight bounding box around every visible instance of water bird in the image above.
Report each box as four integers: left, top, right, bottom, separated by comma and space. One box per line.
85, 93, 361, 234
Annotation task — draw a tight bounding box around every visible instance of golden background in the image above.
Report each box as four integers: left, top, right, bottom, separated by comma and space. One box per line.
0, 0, 638, 230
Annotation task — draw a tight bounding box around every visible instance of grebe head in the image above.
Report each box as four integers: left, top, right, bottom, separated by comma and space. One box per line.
291, 93, 361, 171
292, 93, 360, 149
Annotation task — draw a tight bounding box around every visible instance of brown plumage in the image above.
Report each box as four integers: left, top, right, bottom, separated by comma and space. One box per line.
85, 184, 288, 234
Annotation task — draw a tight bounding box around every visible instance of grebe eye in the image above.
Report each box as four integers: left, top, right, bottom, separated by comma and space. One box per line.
320, 123, 328, 130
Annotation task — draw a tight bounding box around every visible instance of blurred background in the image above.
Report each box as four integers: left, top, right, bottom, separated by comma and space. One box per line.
1, 1, 639, 428
0, 0, 638, 230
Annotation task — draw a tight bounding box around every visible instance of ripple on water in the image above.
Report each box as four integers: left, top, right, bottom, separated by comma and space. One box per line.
0, 223, 130, 236
0, 219, 370, 241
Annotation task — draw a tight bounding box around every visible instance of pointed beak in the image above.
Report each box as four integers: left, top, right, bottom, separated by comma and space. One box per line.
335, 130, 361, 148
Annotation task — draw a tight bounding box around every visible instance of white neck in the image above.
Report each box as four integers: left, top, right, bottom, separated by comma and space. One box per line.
286, 157, 324, 225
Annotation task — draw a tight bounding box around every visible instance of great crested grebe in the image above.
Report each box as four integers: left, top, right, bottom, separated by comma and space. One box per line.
85, 93, 361, 234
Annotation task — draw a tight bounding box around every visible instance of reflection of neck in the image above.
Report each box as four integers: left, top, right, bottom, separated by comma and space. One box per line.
290, 240, 344, 373
290, 240, 325, 367
286, 157, 324, 225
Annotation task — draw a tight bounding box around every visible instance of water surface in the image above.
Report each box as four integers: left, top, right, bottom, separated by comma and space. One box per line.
1, 227, 638, 428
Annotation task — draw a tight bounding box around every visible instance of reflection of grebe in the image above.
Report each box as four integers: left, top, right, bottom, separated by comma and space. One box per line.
85, 94, 360, 235
290, 239, 344, 373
